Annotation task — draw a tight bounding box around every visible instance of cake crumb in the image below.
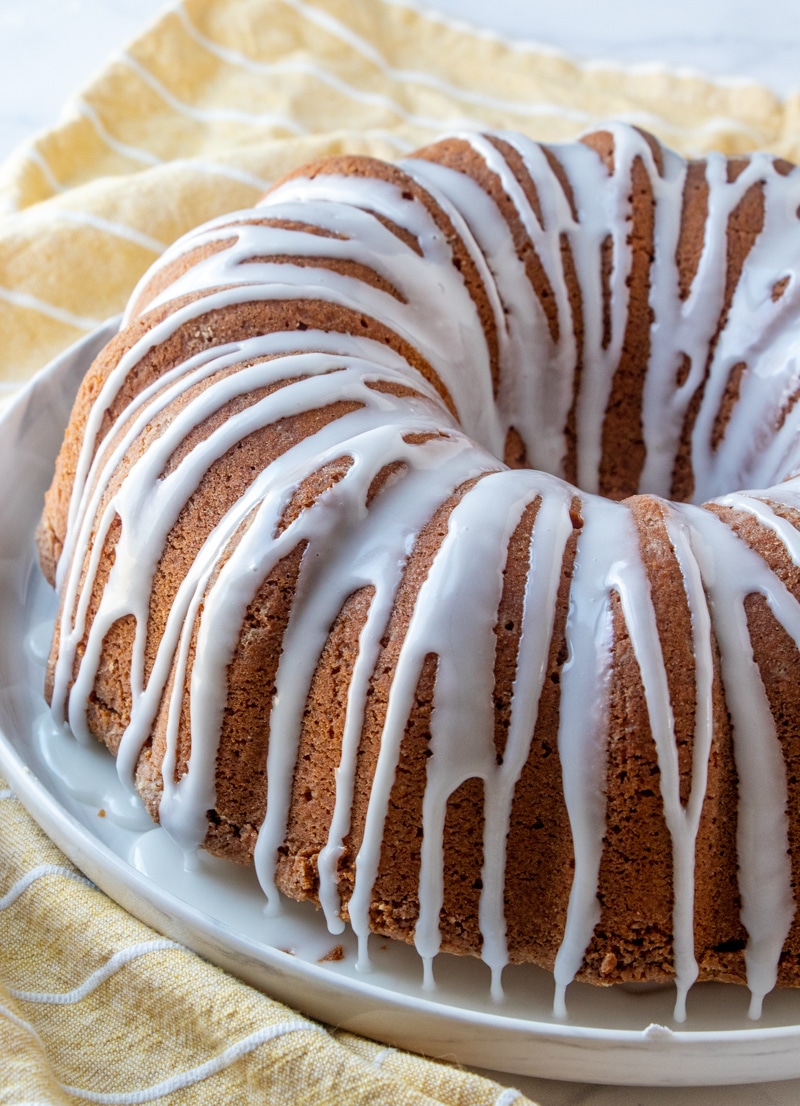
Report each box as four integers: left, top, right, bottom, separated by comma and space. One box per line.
97, 809, 106, 818
600, 951, 618, 976
319, 944, 345, 962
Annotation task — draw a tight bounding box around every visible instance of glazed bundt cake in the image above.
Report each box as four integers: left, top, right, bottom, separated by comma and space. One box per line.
37, 123, 800, 1021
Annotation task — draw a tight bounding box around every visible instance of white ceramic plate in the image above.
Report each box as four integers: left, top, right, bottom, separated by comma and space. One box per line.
3, 323, 800, 1086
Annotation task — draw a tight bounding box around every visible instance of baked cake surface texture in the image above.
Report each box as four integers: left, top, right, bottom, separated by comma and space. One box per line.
36, 123, 800, 1021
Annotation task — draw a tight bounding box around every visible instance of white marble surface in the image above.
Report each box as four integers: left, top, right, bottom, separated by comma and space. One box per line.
1, 0, 800, 163
0, 0, 166, 162
3, 2, 800, 1103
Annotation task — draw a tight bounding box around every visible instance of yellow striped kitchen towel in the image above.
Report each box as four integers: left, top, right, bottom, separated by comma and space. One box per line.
0, 0, 793, 1100
0, 774, 535, 1104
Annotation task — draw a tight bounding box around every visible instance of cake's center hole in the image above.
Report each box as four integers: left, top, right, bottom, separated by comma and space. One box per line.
501, 379, 754, 506
504, 424, 669, 503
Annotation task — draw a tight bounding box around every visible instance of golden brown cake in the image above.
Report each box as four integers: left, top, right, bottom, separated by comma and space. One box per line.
37, 124, 800, 1021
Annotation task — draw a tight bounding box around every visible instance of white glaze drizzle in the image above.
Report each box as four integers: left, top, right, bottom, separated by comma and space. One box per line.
48, 124, 800, 1021
661, 506, 715, 1023
551, 496, 615, 1017
678, 499, 798, 1019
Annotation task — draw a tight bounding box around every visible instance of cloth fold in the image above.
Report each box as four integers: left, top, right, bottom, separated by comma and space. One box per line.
0, 0, 794, 1099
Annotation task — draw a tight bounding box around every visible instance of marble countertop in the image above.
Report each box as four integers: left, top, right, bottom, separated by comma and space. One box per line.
1, 0, 799, 164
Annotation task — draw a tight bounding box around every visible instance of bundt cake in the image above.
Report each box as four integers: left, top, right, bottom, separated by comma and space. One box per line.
36, 123, 800, 1022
